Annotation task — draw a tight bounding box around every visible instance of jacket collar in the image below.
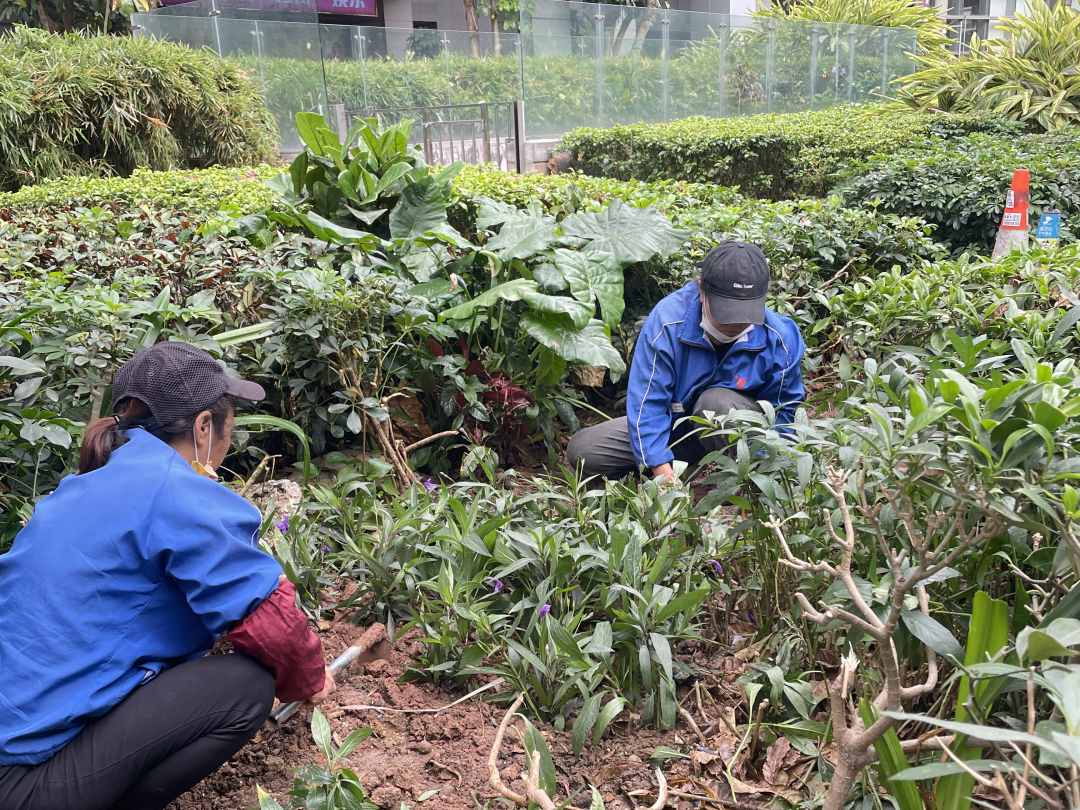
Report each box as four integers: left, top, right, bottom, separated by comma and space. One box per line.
678, 292, 768, 352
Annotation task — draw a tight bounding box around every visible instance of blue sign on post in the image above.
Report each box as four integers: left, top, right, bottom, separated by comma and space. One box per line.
1036, 210, 1062, 241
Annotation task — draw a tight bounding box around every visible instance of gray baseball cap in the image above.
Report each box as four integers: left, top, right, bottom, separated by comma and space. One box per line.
111, 342, 265, 425
700, 241, 770, 325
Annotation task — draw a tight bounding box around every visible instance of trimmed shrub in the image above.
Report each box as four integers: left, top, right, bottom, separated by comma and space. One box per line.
453, 165, 946, 320
0, 166, 281, 215
0, 26, 278, 191
838, 132, 1080, 253
557, 104, 1020, 199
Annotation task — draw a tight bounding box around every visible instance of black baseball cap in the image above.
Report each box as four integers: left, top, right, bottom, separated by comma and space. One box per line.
699, 241, 770, 325
111, 342, 265, 426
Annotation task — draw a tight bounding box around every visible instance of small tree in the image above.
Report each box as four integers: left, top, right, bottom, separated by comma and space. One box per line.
768, 468, 1003, 810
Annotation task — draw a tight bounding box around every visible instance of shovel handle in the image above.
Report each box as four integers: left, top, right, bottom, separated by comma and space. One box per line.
270, 623, 386, 725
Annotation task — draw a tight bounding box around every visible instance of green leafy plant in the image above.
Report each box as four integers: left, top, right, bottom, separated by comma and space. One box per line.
759, 0, 951, 52
899, 2, 1080, 131
0, 26, 277, 191
839, 131, 1080, 252
256, 709, 376, 810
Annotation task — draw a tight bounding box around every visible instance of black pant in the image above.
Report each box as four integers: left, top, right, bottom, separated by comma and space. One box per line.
566, 387, 761, 479
0, 655, 274, 810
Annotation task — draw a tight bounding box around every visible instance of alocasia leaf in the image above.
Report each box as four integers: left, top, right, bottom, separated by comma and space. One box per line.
555, 248, 625, 328
521, 314, 626, 381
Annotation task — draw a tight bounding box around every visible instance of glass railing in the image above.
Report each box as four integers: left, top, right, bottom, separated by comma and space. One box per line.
133, 0, 918, 157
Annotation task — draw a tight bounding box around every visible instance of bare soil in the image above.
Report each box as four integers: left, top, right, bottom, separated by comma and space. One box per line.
171, 605, 817, 810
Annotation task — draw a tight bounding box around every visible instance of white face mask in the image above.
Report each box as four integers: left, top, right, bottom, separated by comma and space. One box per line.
701, 296, 753, 344
701, 316, 753, 345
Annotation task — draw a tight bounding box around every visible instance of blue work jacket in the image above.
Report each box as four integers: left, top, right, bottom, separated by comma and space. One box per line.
626, 281, 806, 469
0, 428, 282, 765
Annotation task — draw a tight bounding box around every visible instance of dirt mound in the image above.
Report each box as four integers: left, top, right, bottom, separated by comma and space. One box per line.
172, 618, 783, 810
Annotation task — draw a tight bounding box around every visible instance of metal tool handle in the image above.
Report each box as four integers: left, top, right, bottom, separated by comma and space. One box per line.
270, 645, 358, 724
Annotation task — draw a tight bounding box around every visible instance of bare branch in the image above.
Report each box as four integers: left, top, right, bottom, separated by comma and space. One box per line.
489, 694, 527, 806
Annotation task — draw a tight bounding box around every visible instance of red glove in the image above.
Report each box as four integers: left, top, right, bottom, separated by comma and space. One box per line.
227, 577, 326, 702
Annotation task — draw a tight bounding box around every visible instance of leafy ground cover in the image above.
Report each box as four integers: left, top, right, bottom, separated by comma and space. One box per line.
5, 111, 1080, 809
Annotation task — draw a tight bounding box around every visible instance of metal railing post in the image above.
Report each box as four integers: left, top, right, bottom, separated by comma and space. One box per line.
332, 103, 348, 142
717, 20, 728, 116
880, 30, 889, 97
809, 25, 819, 105
594, 12, 605, 124
209, 0, 222, 56
480, 103, 492, 164
765, 20, 775, 112
847, 26, 855, 102
513, 99, 526, 174
661, 13, 671, 121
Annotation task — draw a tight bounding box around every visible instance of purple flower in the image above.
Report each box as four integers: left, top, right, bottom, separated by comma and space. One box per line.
708, 559, 724, 577
275, 516, 289, 533
321, 545, 331, 554
421, 477, 439, 493
490, 578, 506, 595
538, 603, 551, 618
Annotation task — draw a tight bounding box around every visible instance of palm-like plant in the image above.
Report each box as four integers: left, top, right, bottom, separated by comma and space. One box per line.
758, 0, 952, 52
898, 2, 1080, 132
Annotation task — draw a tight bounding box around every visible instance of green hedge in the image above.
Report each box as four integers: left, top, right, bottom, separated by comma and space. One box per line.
453, 165, 946, 320
0, 26, 278, 191
838, 131, 1080, 252
557, 104, 1022, 199
0, 166, 281, 214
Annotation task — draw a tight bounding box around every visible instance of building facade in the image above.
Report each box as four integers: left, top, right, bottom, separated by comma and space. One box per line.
924, 0, 1077, 50
322, 1, 759, 33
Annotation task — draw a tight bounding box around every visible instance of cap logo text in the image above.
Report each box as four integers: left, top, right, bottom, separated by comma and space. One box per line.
731, 282, 754, 289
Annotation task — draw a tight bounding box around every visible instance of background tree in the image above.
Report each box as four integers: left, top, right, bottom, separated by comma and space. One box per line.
759, 0, 952, 52
0, 0, 154, 34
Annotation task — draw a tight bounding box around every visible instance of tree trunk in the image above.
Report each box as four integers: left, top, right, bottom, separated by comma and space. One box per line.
610, 13, 632, 57
463, 0, 482, 57
822, 755, 862, 810
491, 6, 501, 55
634, 0, 661, 52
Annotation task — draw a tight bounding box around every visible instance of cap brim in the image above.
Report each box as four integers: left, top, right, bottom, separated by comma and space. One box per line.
706, 293, 765, 325
224, 377, 266, 403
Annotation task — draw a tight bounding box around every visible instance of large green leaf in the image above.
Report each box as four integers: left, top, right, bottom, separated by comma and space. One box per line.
389, 181, 449, 240
522, 289, 593, 329
561, 200, 686, 264
485, 218, 558, 261
293, 210, 380, 249
521, 314, 626, 381
936, 591, 1011, 810
295, 111, 342, 162
521, 716, 557, 796
1018, 618, 1080, 663
572, 694, 601, 754
440, 279, 538, 323
901, 610, 963, 658
554, 249, 625, 329
859, 700, 924, 810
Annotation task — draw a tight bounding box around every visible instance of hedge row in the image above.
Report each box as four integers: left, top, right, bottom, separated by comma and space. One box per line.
0, 166, 280, 214
0, 26, 278, 191
839, 131, 1080, 252
454, 165, 946, 319
556, 104, 1022, 199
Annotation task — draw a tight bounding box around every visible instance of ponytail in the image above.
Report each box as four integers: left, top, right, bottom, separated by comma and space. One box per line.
77, 396, 234, 475
78, 416, 126, 475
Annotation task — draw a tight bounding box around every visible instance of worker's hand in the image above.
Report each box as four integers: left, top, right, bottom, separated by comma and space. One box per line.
308, 666, 336, 705
651, 463, 677, 485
